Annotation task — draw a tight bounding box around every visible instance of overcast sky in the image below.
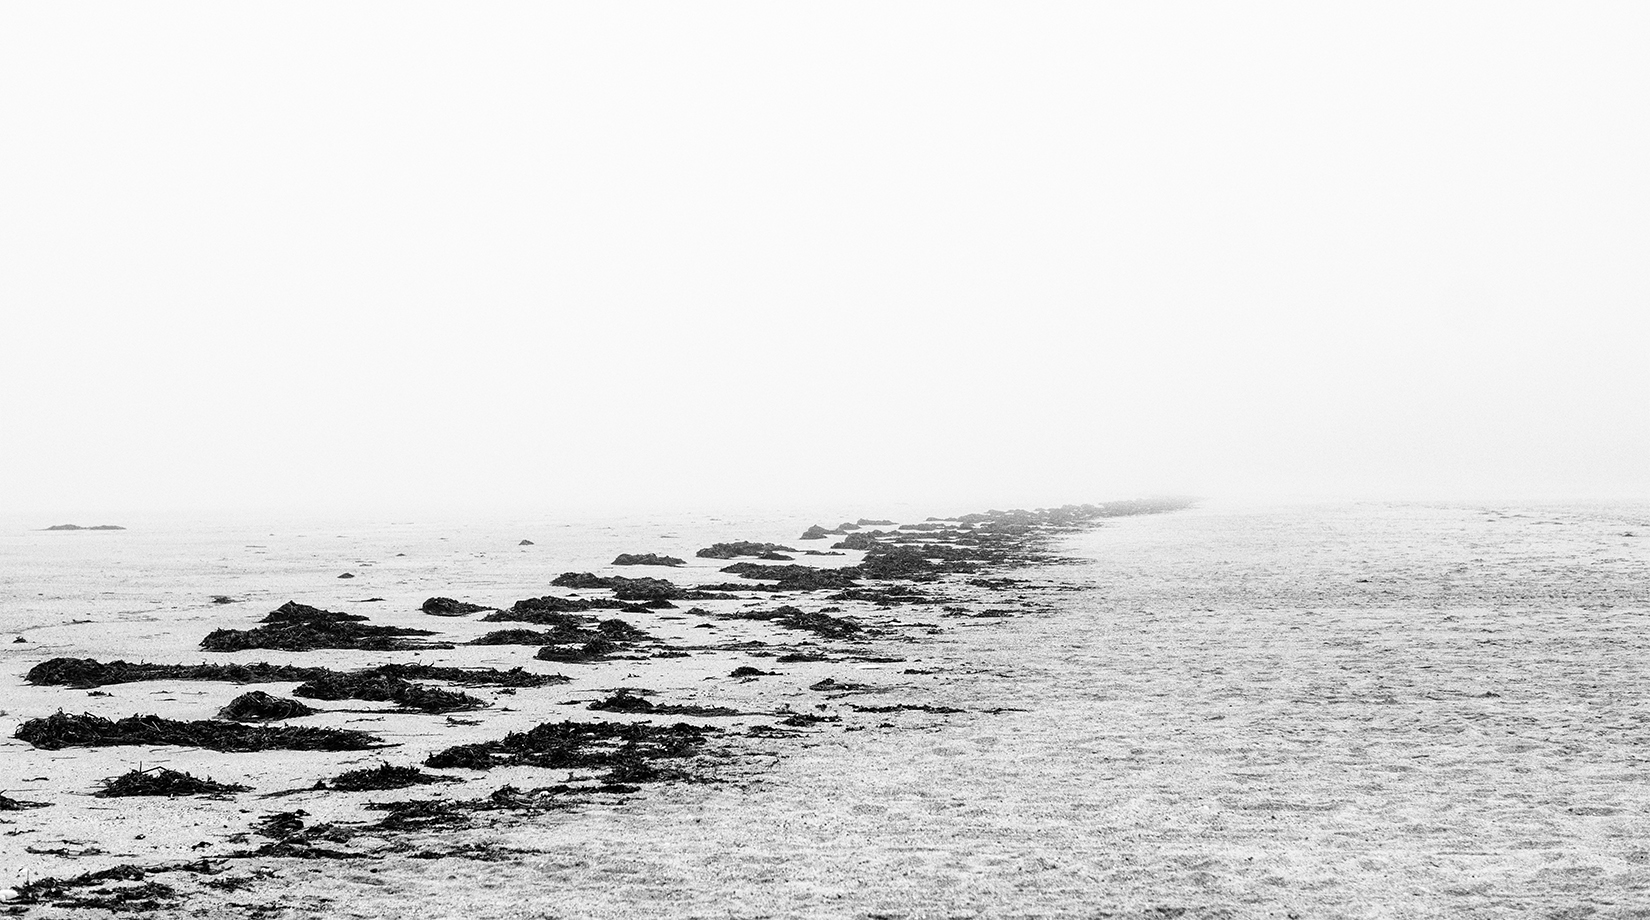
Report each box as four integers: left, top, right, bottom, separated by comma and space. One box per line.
3, 3, 1646, 517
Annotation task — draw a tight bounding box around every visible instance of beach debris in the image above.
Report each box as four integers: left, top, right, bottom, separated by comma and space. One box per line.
718, 563, 861, 590
730, 666, 777, 677
718, 605, 864, 638
293, 673, 486, 714
519, 539, 534, 545
0, 792, 50, 810
7, 865, 178, 913
14, 711, 385, 752
200, 600, 445, 652
548, 573, 733, 602
324, 763, 453, 792
695, 541, 800, 560
13, 636, 25, 643
587, 689, 740, 717
778, 712, 841, 726
24, 657, 562, 691
611, 553, 686, 567
425, 719, 714, 775
94, 767, 249, 798
337, 572, 355, 578
218, 691, 317, 722
422, 596, 491, 616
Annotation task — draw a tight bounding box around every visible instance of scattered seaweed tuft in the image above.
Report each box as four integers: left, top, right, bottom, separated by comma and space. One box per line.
15, 711, 385, 752
202, 602, 445, 652
0, 791, 50, 810
218, 691, 316, 722
325, 763, 452, 792
94, 767, 249, 798
422, 597, 491, 616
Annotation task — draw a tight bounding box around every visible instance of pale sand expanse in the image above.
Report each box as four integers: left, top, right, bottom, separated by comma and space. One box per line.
5, 501, 1650, 918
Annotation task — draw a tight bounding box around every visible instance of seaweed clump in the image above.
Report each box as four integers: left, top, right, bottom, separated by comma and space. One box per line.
94, 767, 249, 798
15, 711, 384, 752
695, 541, 799, 560
721, 605, 865, 638
218, 691, 316, 722
293, 673, 485, 714
325, 763, 451, 792
9, 865, 177, 913
422, 597, 491, 616
425, 719, 713, 776
201, 601, 446, 653
0, 792, 50, 810
26, 658, 330, 689
718, 563, 861, 590
611, 553, 686, 567
587, 690, 739, 717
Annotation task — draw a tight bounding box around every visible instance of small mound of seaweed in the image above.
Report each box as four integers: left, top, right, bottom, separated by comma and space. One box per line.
26, 658, 331, 689
548, 573, 731, 602
293, 673, 485, 714
0, 792, 50, 810
425, 719, 714, 774
720, 605, 864, 638
218, 691, 316, 722
422, 597, 491, 616
535, 638, 620, 663
15, 711, 384, 752
718, 563, 861, 590
611, 553, 685, 567
588, 690, 741, 717
325, 763, 450, 792
94, 767, 249, 798
202, 602, 445, 652
696, 541, 795, 559
10, 865, 177, 913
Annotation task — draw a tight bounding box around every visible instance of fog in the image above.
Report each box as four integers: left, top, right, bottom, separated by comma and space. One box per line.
3, 3, 1647, 518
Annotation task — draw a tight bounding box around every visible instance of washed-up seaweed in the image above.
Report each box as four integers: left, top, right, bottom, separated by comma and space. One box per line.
26, 658, 331, 689
611, 553, 685, 566
9, 865, 178, 913
718, 563, 862, 590
201, 603, 445, 652
547, 573, 733, 602
94, 767, 250, 798
15, 711, 385, 752
0, 792, 50, 810
324, 763, 453, 792
25, 658, 565, 691
292, 673, 484, 714
695, 541, 799, 559
718, 605, 864, 638
219, 691, 316, 722
586, 689, 740, 717
421, 597, 492, 616
424, 719, 714, 773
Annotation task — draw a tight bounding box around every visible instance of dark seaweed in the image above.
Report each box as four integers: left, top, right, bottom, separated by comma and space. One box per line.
16, 711, 383, 752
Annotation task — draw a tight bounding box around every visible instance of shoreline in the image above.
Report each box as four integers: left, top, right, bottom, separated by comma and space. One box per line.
1, 500, 1190, 914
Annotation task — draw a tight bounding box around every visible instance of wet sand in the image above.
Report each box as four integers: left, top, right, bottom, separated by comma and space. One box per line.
5, 501, 1650, 918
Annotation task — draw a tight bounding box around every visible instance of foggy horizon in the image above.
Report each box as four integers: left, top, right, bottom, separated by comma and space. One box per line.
5, 4, 1647, 519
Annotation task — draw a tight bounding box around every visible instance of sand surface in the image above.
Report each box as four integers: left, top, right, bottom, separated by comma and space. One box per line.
4, 501, 1650, 918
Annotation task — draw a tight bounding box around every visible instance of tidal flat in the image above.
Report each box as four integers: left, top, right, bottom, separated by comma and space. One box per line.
3, 500, 1648, 918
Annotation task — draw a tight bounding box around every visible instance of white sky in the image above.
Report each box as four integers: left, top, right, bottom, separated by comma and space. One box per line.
3, 3, 1647, 517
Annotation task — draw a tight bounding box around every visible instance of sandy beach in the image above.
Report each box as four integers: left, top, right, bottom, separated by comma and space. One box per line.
5, 500, 1650, 918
